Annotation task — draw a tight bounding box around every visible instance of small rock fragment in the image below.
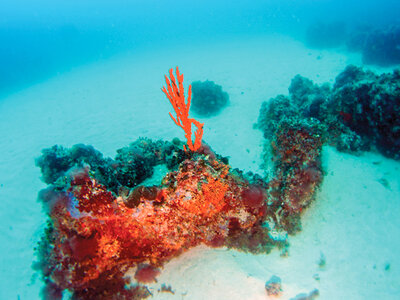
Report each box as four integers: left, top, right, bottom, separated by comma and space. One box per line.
265, 275, 282, 296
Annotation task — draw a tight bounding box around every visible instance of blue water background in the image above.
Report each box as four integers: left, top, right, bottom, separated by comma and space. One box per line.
1, 0, 400, 97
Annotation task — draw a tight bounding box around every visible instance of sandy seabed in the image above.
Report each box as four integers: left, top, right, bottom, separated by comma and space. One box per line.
0, 34, 399, 299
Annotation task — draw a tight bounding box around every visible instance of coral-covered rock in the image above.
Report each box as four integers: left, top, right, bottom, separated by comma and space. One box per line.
35, 144, 118, 191
268, 122, 324, 216
257, 76, 330, 141
334, 127, 369, 154
330, 66, 400, 159
36, 138, 187, 199
257, 79, 329, 232
256, 65, 400, 236
35, 145, 273, 299
35, 145, 73, 185
191, 80, 229, 116
258, 65, 400, 160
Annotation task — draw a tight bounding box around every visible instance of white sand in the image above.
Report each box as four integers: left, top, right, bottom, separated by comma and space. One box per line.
0, 33, 399, 299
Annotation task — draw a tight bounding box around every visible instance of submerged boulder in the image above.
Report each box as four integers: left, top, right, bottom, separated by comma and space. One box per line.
191, 80, 229, 116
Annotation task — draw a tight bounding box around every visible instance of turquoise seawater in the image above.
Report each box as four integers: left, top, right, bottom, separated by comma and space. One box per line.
0, 1, 399, 299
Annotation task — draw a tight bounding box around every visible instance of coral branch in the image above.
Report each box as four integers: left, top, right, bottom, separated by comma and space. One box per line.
162, 67, 204, 152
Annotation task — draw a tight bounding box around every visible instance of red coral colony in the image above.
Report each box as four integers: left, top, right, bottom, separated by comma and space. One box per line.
34, 67, 323, 299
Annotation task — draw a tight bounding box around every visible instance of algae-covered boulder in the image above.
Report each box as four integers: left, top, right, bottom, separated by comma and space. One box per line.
191, 80, 229, 116
257, 65, 400, 160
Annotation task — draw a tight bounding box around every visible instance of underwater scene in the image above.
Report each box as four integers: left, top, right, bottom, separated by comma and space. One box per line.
0, 0, 400, 299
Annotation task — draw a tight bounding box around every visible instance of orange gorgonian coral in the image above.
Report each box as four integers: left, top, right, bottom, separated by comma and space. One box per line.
162, 67, 204, 152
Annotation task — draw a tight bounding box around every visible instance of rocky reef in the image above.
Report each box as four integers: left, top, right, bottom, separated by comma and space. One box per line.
33, 64, 400, 299
257, 65, 400, 161
331, 66, 400, 159
34, 139, 278, 299
34, 125, 328, 299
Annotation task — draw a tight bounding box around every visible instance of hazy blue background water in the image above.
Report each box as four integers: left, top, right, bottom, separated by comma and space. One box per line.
1, 0, 399, 97
1, 1, 400, 299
